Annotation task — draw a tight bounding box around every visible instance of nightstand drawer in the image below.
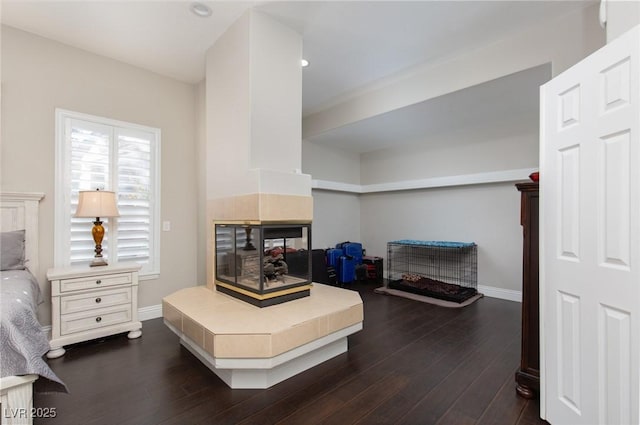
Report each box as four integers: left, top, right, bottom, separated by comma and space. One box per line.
60, 273, 132, 293
61, 304, 132, 335
60, 287, 132, 315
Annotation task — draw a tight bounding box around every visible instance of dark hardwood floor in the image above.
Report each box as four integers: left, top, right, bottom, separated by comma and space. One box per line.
35, 282, 547, 425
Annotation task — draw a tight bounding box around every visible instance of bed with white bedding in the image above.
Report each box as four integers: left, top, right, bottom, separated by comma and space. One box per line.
1, 268, 65, 390
0, 193, 65, 425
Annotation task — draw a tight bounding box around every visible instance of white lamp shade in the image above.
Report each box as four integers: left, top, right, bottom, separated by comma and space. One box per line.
75, 190, 120, 218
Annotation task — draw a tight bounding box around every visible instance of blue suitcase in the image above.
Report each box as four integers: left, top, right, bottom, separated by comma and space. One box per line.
326, 248, 343, 268
339, 242, 363, 264
339, 255, 356, 284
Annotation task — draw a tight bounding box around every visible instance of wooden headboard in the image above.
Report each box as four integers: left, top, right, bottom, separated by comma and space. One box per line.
0, 192, 45, 277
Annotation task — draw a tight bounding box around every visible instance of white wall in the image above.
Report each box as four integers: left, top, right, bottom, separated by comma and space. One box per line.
1, 26, 199, 324
302, 140, 361, 184
360, 183, 522, 291
360, 132, 538, 185
355, 85, 540, 293
606, 0, 640, 42
302, 139, 362, 248
311, 190, 361, 249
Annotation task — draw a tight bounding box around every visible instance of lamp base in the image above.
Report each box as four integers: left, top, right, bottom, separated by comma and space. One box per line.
90, 258, 109, 267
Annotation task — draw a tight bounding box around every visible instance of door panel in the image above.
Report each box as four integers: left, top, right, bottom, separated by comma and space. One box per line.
598, 304, 631, 425
556, 291, 581, 415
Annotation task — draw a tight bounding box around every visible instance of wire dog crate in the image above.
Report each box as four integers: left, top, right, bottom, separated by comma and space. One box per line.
387, 240, 477, 303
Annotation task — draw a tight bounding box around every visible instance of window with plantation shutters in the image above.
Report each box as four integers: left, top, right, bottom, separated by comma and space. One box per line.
55, 109, 160, 277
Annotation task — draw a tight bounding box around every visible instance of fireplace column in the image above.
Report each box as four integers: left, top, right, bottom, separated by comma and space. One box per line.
204, 9, 312, 292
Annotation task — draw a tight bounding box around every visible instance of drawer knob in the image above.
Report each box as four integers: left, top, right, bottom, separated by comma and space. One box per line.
96, 317, 102, 323
96, 279, 102, 285
95, 297, 102, 303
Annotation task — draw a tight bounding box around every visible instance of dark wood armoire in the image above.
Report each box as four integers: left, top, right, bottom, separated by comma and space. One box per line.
515, 181, 540, 399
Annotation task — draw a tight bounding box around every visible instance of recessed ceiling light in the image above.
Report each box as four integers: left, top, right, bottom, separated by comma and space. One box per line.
301, 59, 310, 68
190, 2, 212, 18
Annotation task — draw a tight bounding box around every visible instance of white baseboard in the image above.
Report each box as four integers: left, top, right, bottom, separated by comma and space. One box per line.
478, 285, 522, 303
138, 304, 163, 321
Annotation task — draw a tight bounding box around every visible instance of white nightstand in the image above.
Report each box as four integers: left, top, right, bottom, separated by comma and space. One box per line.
46, 264, 142, 359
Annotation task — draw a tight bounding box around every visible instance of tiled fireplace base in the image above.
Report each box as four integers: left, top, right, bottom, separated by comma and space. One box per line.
162, 284, 363, 389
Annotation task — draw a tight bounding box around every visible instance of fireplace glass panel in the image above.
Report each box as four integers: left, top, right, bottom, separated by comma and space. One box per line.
215, 223, 311, 297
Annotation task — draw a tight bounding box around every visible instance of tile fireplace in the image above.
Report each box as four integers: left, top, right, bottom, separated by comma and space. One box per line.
215, 222, 312, 307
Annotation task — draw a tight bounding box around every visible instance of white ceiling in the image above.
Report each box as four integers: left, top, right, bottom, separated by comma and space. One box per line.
2, 1, 593, 115
258, 1, 593, 115
0, 1, 254, 83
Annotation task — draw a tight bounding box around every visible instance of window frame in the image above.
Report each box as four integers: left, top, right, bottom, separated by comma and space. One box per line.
54, 108, 161, 279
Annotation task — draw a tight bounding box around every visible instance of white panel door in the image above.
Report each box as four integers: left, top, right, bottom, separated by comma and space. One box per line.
540, 25, 640, 425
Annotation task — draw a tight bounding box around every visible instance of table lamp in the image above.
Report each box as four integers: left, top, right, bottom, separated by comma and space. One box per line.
74, 189, 120, 267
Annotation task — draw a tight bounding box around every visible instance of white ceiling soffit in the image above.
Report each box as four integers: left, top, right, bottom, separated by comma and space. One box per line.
257, 1, 594, 115
304, 63, 552, 154
0, 0, 255, 83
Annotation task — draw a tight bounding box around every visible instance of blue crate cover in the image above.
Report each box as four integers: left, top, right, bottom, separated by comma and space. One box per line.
389, 240, 476, 248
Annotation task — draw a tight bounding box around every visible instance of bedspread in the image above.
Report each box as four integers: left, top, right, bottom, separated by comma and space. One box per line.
1, 270, 66, 392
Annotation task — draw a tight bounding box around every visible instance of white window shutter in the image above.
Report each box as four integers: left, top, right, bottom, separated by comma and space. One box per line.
116, 129, 154, 268
55, 109, 160, 277
69, 119, 112, 266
